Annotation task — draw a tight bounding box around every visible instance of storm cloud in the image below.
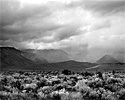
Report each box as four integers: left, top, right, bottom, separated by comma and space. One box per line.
0, 0, 125, 62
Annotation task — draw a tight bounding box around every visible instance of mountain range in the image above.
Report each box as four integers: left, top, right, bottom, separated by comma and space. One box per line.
0, 47, 124, 71
21, 49, 71, 63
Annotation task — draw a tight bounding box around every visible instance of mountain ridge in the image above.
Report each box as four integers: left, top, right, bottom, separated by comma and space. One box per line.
0, 47, 124, 72
0, 47, 37, 71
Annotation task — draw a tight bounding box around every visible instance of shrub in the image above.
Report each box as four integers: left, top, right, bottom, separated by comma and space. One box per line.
51, 93, 61, 100
62, 69, 71, 75
118, 89, 125, 100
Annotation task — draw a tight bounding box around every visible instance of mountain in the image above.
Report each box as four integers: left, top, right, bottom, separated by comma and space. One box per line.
96, 55, 120, 64
22, 49, 71, 63
86, 54, 125, 72
0, 47, 36, 71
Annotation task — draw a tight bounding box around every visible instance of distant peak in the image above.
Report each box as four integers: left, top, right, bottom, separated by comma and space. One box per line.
96, 54, 120, 64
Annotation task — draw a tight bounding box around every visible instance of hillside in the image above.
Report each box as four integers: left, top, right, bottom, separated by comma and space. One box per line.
0, 47, 36, 71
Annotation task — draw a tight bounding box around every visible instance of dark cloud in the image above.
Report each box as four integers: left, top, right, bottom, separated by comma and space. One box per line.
31, 23, 84, 44
1, 0, 82, 46
0, 0, 54, 42
0, 0, 50, 26
0, 0, 86, 47
54, 23, 83, 41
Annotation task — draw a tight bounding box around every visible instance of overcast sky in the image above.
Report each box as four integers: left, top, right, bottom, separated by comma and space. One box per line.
0, 0, 125, 62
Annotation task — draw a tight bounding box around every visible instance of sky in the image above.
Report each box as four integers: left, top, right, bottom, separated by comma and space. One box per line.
0, 0, 125, 62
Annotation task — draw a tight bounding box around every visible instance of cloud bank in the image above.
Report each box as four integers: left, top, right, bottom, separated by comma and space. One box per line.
0, 0, 125, 62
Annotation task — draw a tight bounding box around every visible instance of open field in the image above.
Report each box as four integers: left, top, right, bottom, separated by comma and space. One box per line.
0, 70, 125, 100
